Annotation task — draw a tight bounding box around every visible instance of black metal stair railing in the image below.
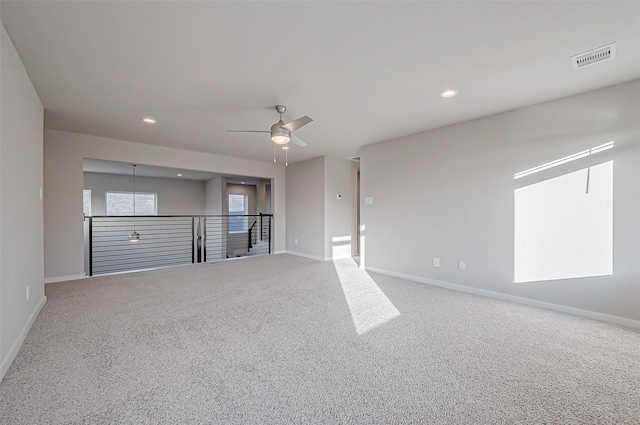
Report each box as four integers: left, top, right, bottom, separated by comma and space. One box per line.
86, 214, 273, 276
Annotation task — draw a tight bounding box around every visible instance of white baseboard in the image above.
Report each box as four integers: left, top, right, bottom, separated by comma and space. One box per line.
44, 274, 86, 284
0, 296, 47, 382
273, 250, 287, 255
286, 250, 331, 262
366, 267, 640, 330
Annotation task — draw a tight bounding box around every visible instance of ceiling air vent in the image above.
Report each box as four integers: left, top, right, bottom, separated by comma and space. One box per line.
571, 43, 616, 70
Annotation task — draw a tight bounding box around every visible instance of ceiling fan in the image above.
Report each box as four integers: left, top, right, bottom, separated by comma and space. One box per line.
227, 105, 313, 148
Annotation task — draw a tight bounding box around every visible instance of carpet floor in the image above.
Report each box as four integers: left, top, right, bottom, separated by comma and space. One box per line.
0, 254, 638, 424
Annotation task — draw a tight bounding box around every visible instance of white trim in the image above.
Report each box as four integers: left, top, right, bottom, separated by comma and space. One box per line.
286, 250, 330, 262
366, 267, 640, 330
44, 274, 86, 284
0, 296, 47, 381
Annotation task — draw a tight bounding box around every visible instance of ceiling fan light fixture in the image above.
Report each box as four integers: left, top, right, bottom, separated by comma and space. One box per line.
272, 134, 290, 145
271, 120, 291, 145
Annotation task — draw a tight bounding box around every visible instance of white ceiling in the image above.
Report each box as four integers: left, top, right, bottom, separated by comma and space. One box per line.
2, 1, 639, 165
83, 159, 262, 185
83, 159, 221, 181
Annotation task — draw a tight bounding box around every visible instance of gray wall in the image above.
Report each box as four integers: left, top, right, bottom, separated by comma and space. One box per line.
83, 172, 206, 216
227, 183, 257, 215
286, 156, 358, 261
205, 176, 224, 215
44, 129, 287, 281
257, 179, 271, 214
324, 158, 358, 259
203, 176, 225, 260
0, 23, 45, 380
286, 157, 325, 259
360, 80, 640, 323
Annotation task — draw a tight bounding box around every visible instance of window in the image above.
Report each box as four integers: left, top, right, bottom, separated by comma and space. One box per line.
83, 190, 91, 216
106, 192, 157, 216
229, 193, 248, 232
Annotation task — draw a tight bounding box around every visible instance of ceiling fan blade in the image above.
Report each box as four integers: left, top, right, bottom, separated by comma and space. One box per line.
291, 134, 308, 147
226, 130, 271, 133
282, 116, 313, 132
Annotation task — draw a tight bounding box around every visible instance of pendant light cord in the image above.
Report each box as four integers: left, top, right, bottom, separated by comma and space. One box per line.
132, 164, 137, 230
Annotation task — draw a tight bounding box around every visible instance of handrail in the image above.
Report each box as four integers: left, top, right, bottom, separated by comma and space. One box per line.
85, 214, 274, 276
248, 219, 257, 251
87, 214, 273, 218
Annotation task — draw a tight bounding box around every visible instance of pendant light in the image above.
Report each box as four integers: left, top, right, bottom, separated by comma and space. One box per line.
129, 164, 140, 242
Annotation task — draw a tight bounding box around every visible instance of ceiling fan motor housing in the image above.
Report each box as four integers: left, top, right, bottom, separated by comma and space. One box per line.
271, 120, 291, 144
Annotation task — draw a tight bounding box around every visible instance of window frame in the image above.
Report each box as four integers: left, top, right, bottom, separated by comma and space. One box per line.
83, 189, 92, 216
228, 193, 248, 233
105, 191, 158, 216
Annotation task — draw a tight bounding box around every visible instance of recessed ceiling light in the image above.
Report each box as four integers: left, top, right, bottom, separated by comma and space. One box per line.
176, 173, 182, 177
241, 181, 246, 184
440, 89, 459, 98
143, 117, 157, 124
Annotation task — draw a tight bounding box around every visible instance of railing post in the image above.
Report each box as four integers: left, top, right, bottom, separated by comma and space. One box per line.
88, 216, 93, 276
202, 216, 206, 263
268, 214, 272, 254
192, 216, 196, 263
198, 217, 204, 263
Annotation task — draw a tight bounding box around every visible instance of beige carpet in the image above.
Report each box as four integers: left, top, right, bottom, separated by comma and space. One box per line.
1, 254, 638, 424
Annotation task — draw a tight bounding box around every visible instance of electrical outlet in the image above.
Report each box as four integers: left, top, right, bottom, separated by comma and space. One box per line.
294, 238, 298, 245
459, 261, 466, 271
26, 286, 30, 300
433, 257, 440, 268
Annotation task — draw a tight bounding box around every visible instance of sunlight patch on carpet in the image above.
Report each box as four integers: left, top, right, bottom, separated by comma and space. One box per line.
333, 257, 400, 335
